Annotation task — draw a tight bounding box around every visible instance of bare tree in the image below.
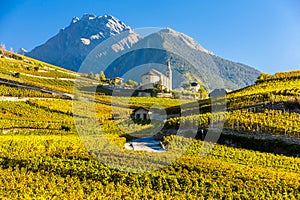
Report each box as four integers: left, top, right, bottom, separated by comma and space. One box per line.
0, 43, 6, 56
0, 43, 6, 50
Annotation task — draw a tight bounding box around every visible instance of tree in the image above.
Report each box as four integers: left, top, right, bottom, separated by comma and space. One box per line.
155, 80, 163, 92
199, 86, 208, 99
88, 72, 95, 79
0, 43, 5, 56
109, 79, 115, 86
126, 79, 138, 88
100, 71, 106, 82
94, 73, 100, 81
0, 43, 5, 50
14, 72, 20, 78
34, 66, 39, 71
256, 72, 272, 83
181, 82, 191, 91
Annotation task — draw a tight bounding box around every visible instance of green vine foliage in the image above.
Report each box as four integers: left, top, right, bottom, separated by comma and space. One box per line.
0, 55, 300, 198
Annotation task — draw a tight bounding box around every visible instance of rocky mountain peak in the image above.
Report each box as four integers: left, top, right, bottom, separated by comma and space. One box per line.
26, 14, 135, 71
159, 28, 214, 55
71, 16, 80, 24
81, 14, 97, 20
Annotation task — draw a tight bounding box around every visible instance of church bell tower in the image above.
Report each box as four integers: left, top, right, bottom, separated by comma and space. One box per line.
166, 59, 172, 91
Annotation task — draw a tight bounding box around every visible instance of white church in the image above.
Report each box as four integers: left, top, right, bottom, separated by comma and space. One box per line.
140, 60, 172, 91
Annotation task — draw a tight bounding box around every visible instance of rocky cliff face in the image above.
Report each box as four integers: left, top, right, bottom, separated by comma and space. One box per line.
26, 14, 138, 71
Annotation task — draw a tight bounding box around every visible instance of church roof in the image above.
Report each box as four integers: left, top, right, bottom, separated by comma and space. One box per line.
142, 71, 157, 76
142, 69, 167, 78
132, 107, 150, 113
151, 69, 165, 76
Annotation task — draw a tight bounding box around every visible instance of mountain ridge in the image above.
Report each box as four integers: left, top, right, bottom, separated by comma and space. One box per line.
103, 28, 260, 90
26, 14, 260, 90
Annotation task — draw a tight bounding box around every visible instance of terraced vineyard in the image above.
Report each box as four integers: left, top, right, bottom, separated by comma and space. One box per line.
227, 71, 300, 108
0, 98, 298, 198
0, 52, 300, 198
0, 100, 74, 131
0, 132, 299, 199
0, 50, 96, 94
165, 109, 300, 138
0, 84, 55, 98
95, 95, 194, 110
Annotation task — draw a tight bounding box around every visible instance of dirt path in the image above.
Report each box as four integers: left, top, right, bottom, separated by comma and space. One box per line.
8, 70, 98, 84
0, 77, 127, 110
0, 77, 74, 99
1, 128, 52, 134
0, 96, 59, 102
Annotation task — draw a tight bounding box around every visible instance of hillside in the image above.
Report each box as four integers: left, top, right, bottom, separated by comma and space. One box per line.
227, 70, 300, 108
0, 49, 98, 97
0, 50, 300, 198
164, 70, 300, 114
160, 70, 300, 155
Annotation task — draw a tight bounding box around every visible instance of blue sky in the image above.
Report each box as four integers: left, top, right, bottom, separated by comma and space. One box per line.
0, 0, 299, 74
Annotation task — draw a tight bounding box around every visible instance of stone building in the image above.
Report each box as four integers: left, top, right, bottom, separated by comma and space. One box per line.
140, 60, 172, 91
132, 107, 151, 120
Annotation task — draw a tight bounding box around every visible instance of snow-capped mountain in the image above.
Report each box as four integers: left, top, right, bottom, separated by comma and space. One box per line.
26, 14, 260, 90
26, 14, 139, 71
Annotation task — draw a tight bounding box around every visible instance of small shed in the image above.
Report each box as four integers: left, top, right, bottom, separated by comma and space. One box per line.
132, 107, 152, 120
